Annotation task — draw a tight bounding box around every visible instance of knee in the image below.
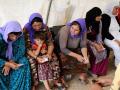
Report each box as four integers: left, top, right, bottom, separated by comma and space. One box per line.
111, 45, 120, 51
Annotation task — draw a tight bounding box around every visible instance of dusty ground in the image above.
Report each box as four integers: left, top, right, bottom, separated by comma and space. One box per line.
39, 51, 116, 90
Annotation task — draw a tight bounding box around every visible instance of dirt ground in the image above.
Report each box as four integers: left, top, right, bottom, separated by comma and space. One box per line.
39, 51, 116, 90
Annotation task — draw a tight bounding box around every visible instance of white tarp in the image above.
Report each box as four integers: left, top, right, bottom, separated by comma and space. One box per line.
0, 0, 119, 27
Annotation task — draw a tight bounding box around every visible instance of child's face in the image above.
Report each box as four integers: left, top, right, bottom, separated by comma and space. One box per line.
34, 38, 44, 45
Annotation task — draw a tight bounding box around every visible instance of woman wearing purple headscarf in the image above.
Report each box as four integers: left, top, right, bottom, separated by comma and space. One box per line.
0, 21, 31, 90
54, 18, 89, 84
23, 13, 55, 90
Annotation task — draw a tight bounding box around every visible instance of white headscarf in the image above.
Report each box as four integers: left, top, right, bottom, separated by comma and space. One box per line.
103, 1, 119, 32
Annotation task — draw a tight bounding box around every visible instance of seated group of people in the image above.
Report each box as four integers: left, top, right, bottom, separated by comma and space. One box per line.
0, 6, 120, 90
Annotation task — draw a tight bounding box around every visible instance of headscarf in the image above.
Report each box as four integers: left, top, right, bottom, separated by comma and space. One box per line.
103, 1, 119, 32
103, 1, 118, 17
0, 21, 22, 59
67, 18, 87, 38
24, 13, 46, 44
85, 7, 102, 30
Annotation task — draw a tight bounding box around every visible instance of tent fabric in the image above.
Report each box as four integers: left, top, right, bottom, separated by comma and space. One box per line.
0, 0, 119, 27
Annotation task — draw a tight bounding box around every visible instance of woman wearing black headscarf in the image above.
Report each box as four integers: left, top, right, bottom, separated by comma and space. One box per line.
85, 7, 111, 76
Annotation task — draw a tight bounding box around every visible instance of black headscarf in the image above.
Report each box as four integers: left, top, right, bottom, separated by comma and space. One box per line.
85, 7, 102, 31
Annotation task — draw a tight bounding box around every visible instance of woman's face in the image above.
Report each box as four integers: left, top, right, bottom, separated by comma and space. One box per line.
70, 25, 80, 36
8, 33, 18, 41
112, 6, 119, 15
95, 15, 102, 21
32, 22, 42, 31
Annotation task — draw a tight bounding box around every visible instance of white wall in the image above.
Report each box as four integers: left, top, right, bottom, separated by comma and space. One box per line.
0, 0, 119, 27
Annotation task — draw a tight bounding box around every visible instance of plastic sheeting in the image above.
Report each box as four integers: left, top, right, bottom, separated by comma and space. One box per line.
0, 0, 119, 27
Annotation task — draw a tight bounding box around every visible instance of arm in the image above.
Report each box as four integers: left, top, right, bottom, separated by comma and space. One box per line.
104, 30, 114, 40
59, 27, 74, 55
46, 30, 54, 58
23, 28, 31, 50
33, 45, 41, 56
23, 28, 38, 59
81, 48, 88, 59
27, 50, 37, 59
80, 32, 87, 57
59, 26, 84, 61
47, 43, 54, 56
102, 14, 115, 40
80, 32, 89, 63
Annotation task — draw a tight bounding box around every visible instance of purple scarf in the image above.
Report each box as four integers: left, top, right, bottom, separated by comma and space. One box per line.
67, 18, 87, 38
0, 21, 22, 59
24, 13, 46, 44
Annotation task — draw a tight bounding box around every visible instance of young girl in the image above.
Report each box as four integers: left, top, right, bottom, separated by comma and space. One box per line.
32, 31, 53, 90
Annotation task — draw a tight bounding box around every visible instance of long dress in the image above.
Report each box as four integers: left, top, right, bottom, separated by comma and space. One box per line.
0, 34, 31, 90
87, 14, 110, 76
0, 34, 9, 90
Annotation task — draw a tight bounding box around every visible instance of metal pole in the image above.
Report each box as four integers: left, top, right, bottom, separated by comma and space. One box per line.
46, 0, 53, 25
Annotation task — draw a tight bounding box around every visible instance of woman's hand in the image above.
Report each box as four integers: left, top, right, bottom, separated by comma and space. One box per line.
114, 39, 120, 46
5, 61, 23, 70
59, 53, 68, 63
45, 54, 52, 60
76, 54, 85, 63
36, 57, 44, 63
83, 57, 89, 64
95, 77, 112, 86
2, 66, 10, 76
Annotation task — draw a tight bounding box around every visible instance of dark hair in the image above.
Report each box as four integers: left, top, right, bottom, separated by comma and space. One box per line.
9, 32, 22, 36
34, 31, 46, 41
8, 32, 22, 41
85, 7, 102, 29
70, 21, 82, 31
31, 17, 43, 25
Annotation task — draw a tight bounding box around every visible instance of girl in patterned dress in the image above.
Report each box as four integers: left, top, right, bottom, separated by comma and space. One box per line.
32, 32, 53, 90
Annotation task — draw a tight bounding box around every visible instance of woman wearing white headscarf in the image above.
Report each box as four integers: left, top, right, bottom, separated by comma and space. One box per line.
103, 2, 120, 89
104, 2, 120, 67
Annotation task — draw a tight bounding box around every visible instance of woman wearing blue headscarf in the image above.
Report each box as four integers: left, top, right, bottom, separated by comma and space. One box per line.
0, 21, 31, 90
